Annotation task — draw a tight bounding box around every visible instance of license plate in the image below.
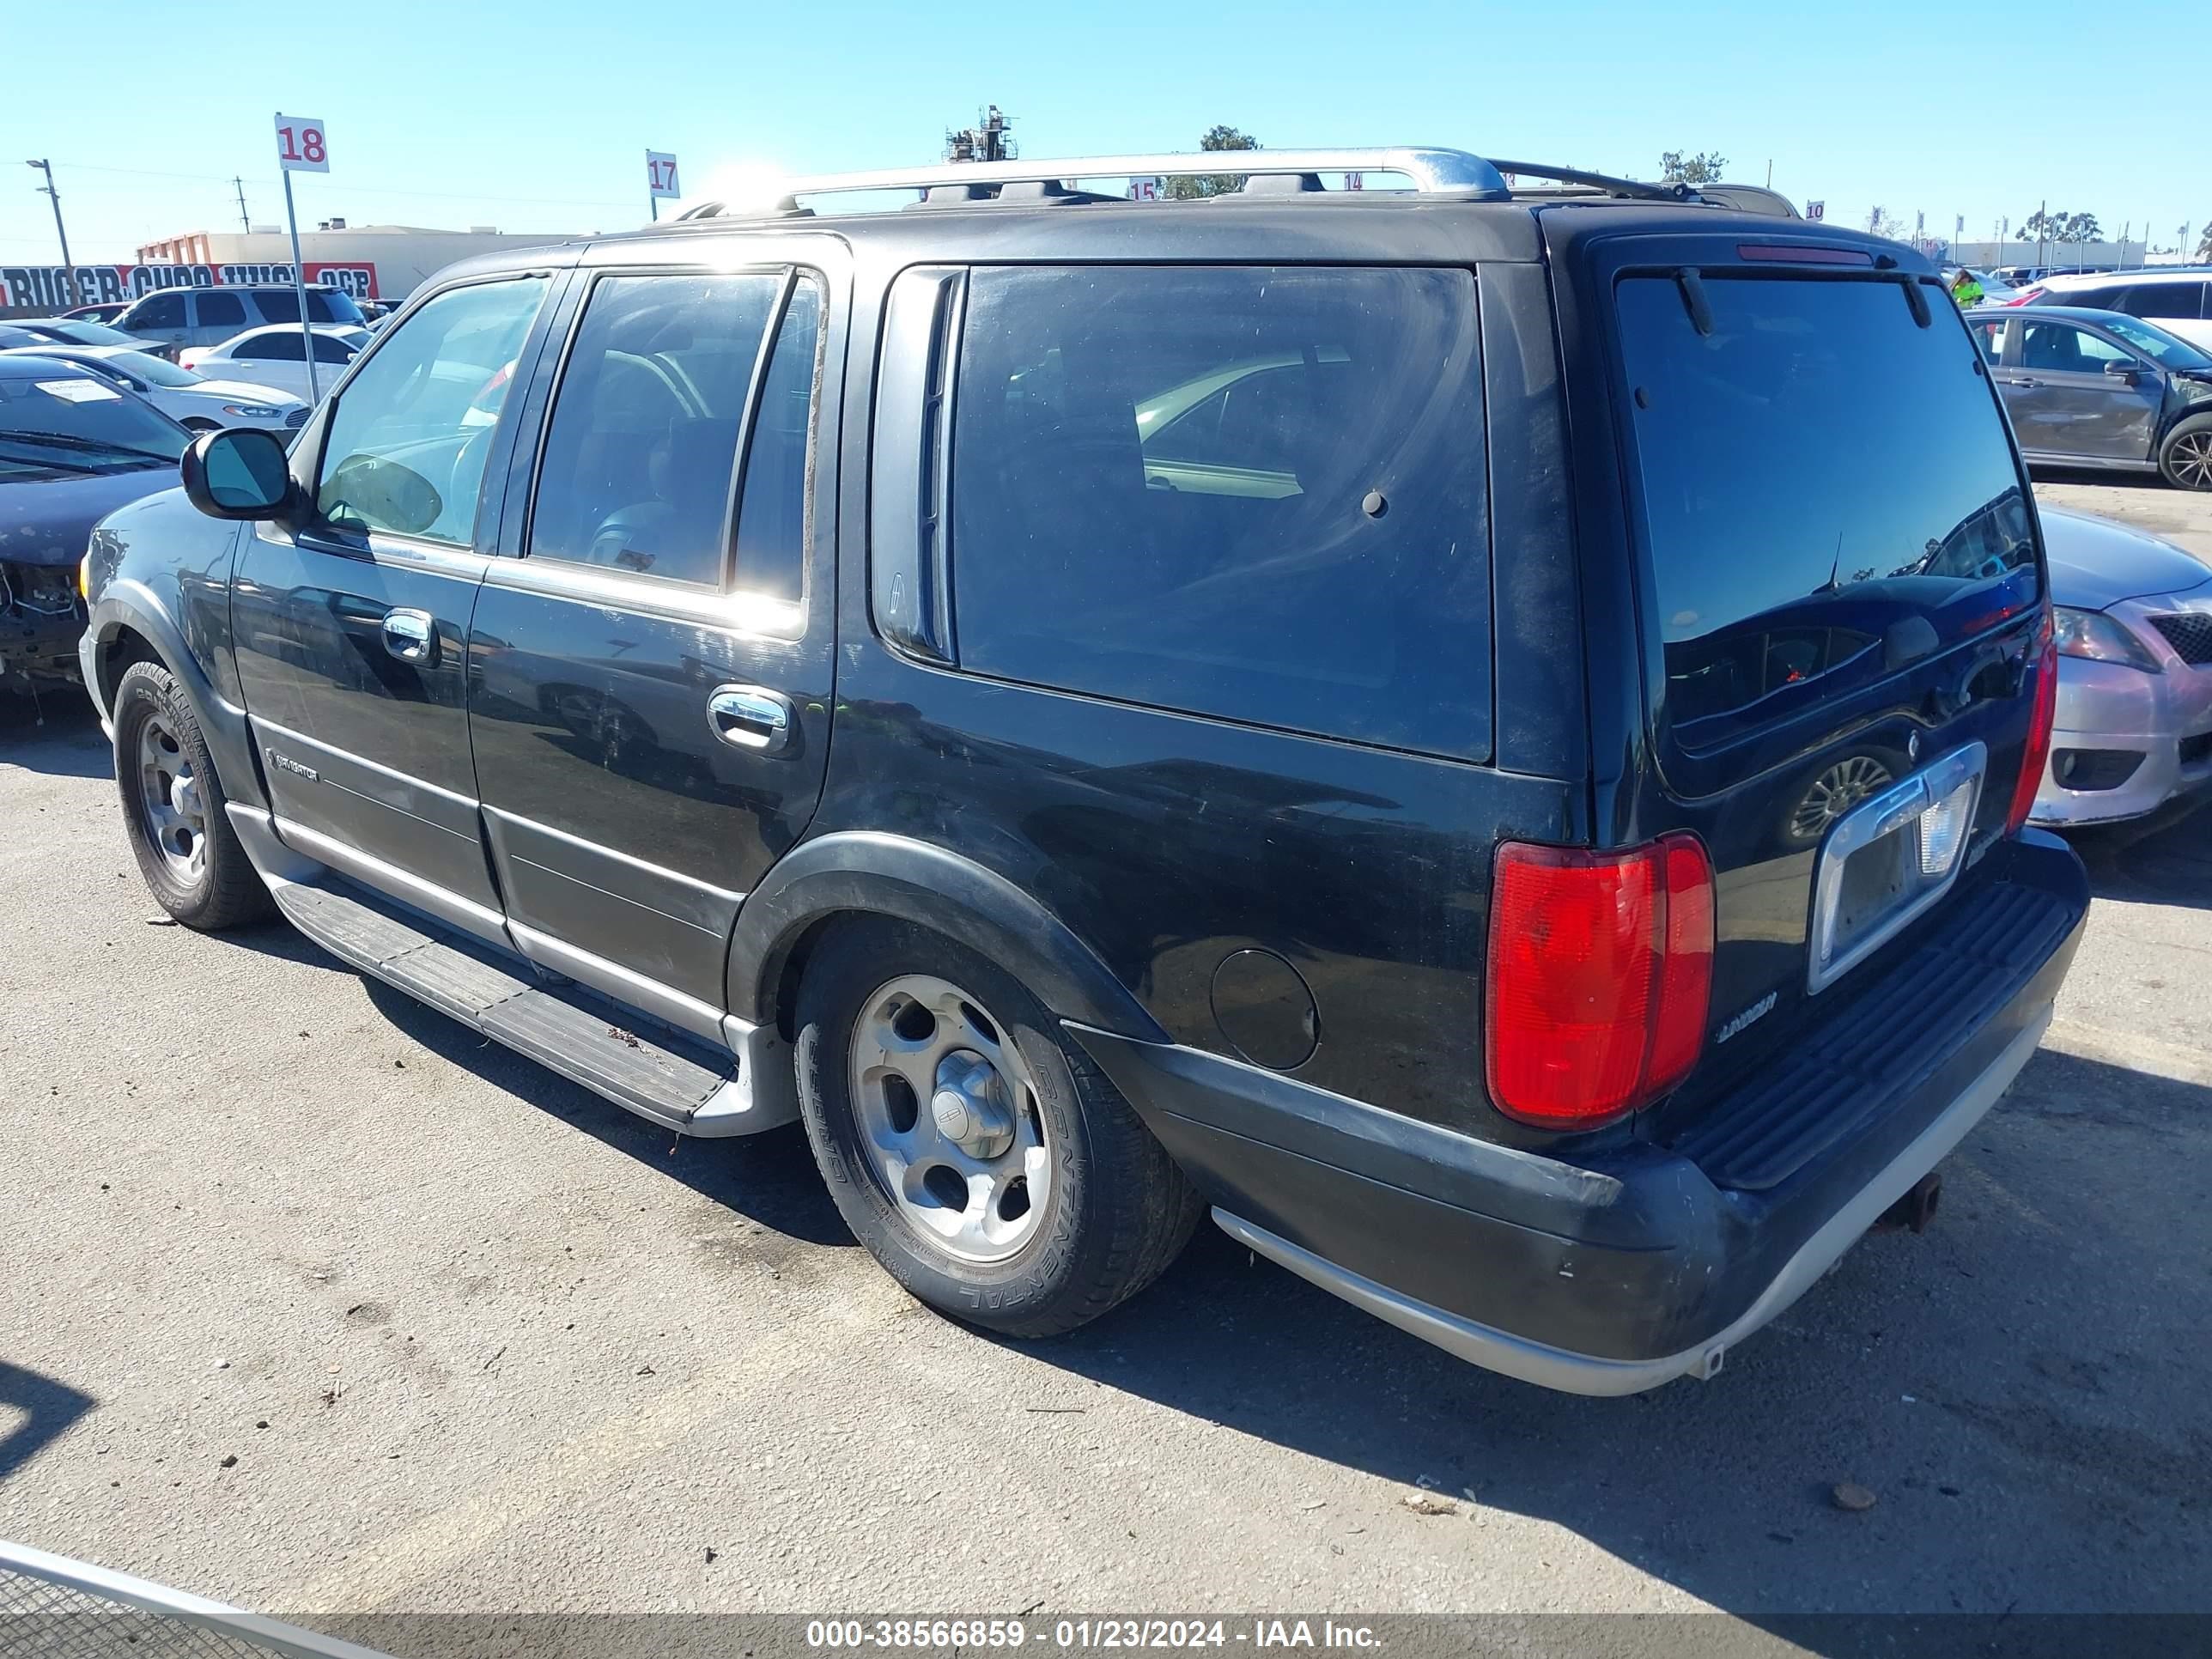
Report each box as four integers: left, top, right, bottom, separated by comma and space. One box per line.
1808, 743, 1987, 993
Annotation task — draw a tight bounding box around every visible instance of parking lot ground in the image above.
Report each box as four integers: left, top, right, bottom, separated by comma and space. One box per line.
2, 480, 2208, 1639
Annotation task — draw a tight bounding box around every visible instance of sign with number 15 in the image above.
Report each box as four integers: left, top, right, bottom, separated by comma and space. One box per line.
276, 115, 330, 173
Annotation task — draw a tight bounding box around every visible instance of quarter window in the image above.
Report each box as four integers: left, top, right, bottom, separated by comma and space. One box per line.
314, 276, 548, 545
528, 270, 816, 593
945, 265, 1489, 757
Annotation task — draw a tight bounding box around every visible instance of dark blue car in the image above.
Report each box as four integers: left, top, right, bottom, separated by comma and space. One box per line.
0, 355, 188, 690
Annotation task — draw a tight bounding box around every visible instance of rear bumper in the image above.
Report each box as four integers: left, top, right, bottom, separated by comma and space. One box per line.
1076, 830, 2089, 1395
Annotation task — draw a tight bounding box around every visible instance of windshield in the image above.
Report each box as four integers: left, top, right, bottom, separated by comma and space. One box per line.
109, 350, 202, 388
1617, 272, 2038, 747
2097, 314, 2212, 371
0, 373, 190, 469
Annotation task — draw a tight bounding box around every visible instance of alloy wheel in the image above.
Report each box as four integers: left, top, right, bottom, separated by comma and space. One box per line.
848, 974, 1052, 1264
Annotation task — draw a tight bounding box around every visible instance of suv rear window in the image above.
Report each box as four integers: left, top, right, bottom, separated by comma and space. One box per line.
949, 265, 1489, 758
1616, 273, 2037, 747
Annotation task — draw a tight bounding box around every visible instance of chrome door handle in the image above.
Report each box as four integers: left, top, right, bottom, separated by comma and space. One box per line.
2013, 377, 2041, 388
381, 608, 437, 665
707, 684, 795, 754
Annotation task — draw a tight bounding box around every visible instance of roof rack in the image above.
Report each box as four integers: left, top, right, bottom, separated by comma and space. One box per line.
1489, 161, 1698, 204
673, 147, 1511, 221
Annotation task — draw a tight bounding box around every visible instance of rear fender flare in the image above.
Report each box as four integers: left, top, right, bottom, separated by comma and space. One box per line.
727, 831, 1167, 1042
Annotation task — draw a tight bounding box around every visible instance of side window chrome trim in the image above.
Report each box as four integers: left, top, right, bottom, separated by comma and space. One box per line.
479, 551, 803, 640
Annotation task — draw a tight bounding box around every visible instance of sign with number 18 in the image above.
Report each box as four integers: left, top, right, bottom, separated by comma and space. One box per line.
276, 115, 330, 173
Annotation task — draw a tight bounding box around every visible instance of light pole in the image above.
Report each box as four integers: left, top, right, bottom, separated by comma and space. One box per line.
25, 159, 80, 310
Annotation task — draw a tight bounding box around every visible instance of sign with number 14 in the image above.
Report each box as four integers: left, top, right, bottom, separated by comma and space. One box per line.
275, 115, 330, 173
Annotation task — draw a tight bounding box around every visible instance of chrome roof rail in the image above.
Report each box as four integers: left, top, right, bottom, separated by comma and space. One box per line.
674, 147, 1510, 220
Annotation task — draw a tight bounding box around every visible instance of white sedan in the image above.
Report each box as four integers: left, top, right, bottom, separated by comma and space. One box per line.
179, 325, 372, 404
0, 344, 306, 433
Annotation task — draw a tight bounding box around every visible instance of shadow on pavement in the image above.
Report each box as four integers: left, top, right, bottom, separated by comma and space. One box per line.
1016, 1044, 2212, 1622
0, 1363, 94, 1483
2064, 798, 2212, 911
355, 975, 853, 1249
0, 693, 110, 781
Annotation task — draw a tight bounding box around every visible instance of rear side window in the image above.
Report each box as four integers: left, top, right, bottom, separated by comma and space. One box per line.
948, 265, 1488, 757
528, 270, 816, 593
246, 333, 303, 361
1617, 274, 2036, 746
198, 292, 246, 328
255, 291, 300, 325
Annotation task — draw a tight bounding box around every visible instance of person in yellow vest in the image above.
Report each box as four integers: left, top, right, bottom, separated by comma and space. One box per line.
1949, 268, 1985, 308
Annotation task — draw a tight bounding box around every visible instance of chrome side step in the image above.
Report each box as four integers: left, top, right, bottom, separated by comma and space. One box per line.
231, 806, 796, 1138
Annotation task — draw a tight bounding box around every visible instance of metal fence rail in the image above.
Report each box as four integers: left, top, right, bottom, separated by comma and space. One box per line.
0, 1539, 392, 1659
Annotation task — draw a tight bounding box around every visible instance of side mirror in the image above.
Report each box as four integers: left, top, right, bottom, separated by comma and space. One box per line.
2104, 359, 2148, 380
180, 427, 298, 523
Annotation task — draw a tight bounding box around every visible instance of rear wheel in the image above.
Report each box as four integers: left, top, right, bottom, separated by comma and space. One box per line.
795, 917, 1200, 1337
2159, 414, 2212, 491
112, 659, 271, 930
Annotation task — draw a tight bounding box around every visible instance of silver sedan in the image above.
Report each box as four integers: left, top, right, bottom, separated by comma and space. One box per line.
2034, 504, 2212, 826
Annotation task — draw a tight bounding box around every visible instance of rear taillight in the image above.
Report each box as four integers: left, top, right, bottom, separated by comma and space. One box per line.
2007, 610, 2059, 834
2003, 287, 2044, 307
1486, 834, 1715, 1131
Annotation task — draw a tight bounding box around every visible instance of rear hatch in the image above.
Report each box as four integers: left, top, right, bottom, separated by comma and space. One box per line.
1573, 227, 2049, 1121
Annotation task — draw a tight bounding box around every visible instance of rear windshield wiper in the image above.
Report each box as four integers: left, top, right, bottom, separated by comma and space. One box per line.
0, 428, 179, 465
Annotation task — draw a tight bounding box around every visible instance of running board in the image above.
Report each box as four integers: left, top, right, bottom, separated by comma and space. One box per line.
236, 813, 794, 1138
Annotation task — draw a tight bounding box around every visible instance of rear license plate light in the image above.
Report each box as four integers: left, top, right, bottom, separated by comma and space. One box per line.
1808, 744, 1988, 994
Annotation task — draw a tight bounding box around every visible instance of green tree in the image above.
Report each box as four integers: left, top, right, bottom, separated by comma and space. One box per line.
2021, 208, 2064, 242
2062, 211, 2103, 244
1659, 149, 1729, 185
1164, 125, 1261, 199
2198, 222, 2212, 262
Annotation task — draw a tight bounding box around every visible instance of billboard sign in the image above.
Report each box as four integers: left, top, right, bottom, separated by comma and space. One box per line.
3, 263, 380, 309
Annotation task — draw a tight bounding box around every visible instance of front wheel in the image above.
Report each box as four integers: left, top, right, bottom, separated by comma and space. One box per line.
2159, 414, 2212, 491
794, 918, 1200, 1338
112, 659, 272, 930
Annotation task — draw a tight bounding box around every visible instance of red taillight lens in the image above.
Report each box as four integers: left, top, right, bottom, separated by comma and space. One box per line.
2003, 287, 2044, 307
1485, 834, 1715, 1131
2007, 611, 2059, 834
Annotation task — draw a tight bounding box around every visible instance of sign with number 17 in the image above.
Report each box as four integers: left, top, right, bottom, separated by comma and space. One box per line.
275, 115, 330, 173
647, 151, 681, 200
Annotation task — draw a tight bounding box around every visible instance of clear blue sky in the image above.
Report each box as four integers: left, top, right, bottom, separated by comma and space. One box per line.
6, 0, 2205, 264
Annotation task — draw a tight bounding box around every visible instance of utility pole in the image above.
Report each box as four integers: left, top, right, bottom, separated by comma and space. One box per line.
2036, 198, 2047, 270
232, 176, 251, 233
24, 158, 79, 309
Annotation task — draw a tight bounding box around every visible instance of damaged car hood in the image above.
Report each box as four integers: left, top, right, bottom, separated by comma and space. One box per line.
0, 466, 180, 568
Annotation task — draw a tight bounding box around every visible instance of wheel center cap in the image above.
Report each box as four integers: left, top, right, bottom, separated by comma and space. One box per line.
932, 1049, 1014, 1160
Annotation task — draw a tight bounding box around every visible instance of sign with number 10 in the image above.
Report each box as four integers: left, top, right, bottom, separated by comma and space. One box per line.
276, 115, 330, 173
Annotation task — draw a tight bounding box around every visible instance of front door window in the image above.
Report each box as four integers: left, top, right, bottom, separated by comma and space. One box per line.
313, 277, 548, 545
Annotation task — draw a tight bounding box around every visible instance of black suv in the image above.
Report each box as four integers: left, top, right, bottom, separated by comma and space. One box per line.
80, 147, 2087, 1394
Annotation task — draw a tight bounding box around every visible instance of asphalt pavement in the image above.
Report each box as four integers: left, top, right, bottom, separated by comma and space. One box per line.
1, 478, 2207, 1646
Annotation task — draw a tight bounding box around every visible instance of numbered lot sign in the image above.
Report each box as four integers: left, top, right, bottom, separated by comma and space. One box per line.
276, 115, 330, 173
647, 151, 681, 200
